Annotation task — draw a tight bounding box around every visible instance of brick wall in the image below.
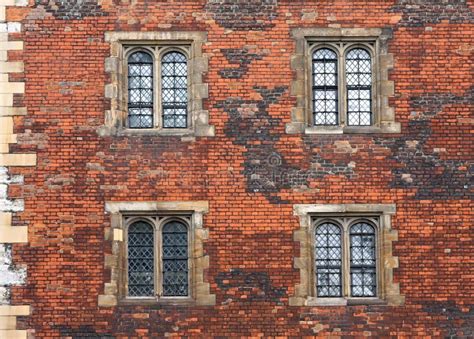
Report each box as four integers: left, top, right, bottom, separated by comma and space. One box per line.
4, 0, 473, 337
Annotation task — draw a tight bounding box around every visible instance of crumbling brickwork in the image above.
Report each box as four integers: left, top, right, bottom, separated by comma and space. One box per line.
3, 0, 473, 337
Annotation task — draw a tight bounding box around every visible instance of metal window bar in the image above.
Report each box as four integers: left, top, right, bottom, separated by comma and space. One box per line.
128, 51, 154, 128
127, 221, 155, 297
162, 221, 189, 296
346, 48, 372, 126
315, 222, 342, 297
312, 48, 338, 125
161, 52, 188, 128
350, 222, 376, 297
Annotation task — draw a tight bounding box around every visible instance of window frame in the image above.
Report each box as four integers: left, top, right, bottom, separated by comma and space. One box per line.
309, 42, 377, 128
124, 45, 192, 131
310, 216, 381, 304
102, 31, 214, 137
99, 201, 215, 307
287, 28, 400, 135
290, 204, 404, 307
124, 215, 193, 301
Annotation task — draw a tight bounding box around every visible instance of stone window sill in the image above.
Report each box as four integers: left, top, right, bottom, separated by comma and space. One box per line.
305, 123, 401, 134
305, 297, 387, 306
97, 125, 215, 138
119, 297, 196, 306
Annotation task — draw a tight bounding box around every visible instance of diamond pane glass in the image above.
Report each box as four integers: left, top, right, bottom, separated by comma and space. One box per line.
128, 51, 154, 128
350, 222, 376, 297
312, 48, 338, 126
315, 222, 342, 297
345, 48, 372, 126
128, 221, 154, 297
161, 51, 188, 128
162, 221, 188, 296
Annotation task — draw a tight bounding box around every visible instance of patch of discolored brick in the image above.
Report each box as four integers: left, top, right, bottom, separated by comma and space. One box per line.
204, 0, 278, 30
219, 47, 266, 79
34, 0, 107, 20
390, 0, 474, 26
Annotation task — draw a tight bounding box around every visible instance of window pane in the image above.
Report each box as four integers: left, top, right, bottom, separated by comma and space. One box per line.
350, 222, 376, 297
312, 48, 338, 126
161, 51, 188, 128
345, 48, 372, 126
162, 221, 189, 296
315, 222, 342, 297
128, 51, 154, 129
128, 221, 154, 297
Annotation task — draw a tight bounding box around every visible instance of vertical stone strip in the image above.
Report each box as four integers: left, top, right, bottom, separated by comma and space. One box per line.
0, 0, 34, 337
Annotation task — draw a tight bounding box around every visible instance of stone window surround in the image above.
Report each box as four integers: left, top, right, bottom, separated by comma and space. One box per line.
287, 28, 401, 135
98, 201, 215, 307
290, 204, 404, 307
100, 31, 214, 137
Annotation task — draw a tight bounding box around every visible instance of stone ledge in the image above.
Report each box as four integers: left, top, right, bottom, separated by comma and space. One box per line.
105, 201, 209, 214
294, 203, 396, 216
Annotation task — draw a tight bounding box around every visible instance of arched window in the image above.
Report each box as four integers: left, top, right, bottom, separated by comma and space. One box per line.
312, 48, 338, 125
350, 222, 376, 297
315, 222, 342, 297
162, 220, 188, 296
346, 48, 372, 126
127, 221, 154, 297
127, 51, 154, 128
161, 51, 188, 129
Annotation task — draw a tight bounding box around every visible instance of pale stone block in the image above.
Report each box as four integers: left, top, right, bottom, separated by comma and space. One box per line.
0, 330, 27, 339
113, 228, 123, 241
196, 294, 216, 306
0, 41, 22, 51
0, 212, 11, 225
290, 80, 304, 96
7, 22, 21, 33
0, 107, 26, 116
104, 84, 117, 99
0, 0, 15, 5
0, 116, 12, 134
0, 93, 12, 106
0, 143, 8, 152
192, 83, 208, 99
0, 153, 37, 166
98, 294, 117, 307
0, 305, 30, 316
0, 134, 16, 143
0, 225, 28, 243
0, 7, 5, 22
0, 316, 16, 330
0, 62, 23, 73
195, 124, 215, 137
104, 283, 117, 295
0, 82, 24, 94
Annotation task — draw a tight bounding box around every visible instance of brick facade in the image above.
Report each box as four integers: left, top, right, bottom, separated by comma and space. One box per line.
1, 0, 472, 337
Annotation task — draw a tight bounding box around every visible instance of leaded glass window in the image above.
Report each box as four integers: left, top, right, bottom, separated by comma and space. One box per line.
127, 221, 154, 297
312, 48, 338, 125
128, 51, 154, 128
315, 222, 342, 297
161, 51, 188, 129
162, 221, 189, 296
350, 222, 376, 297
346, 48, 372, 126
